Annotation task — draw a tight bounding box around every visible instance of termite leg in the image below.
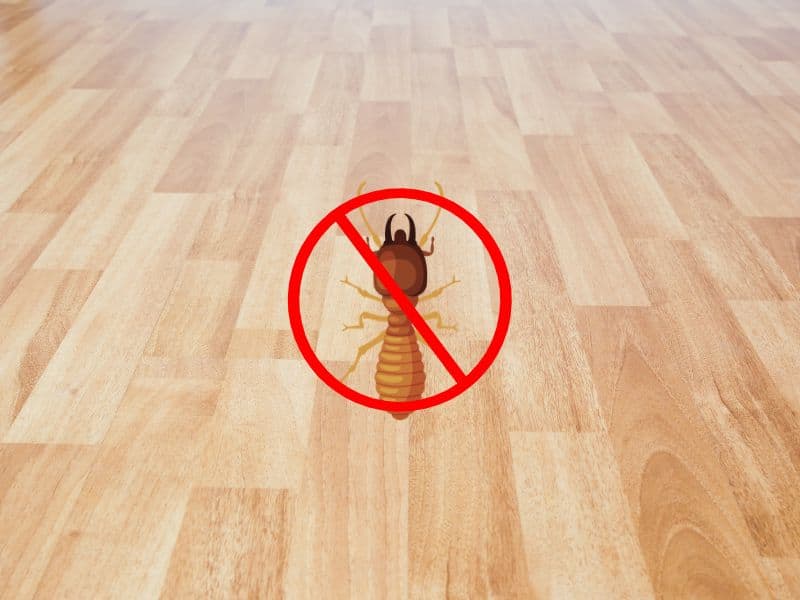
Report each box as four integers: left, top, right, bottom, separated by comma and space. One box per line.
422, 311, 458, 331
419, 275, 460, 303
341, 332, 385, 381
340, 275, 381, 302
343, 312, 388, 331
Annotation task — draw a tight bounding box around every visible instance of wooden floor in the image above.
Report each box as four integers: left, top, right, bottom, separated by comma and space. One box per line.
2, 0, 800, 597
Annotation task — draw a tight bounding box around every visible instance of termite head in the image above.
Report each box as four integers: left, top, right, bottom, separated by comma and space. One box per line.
383, 213, 416, 245
374, 213, 427, 298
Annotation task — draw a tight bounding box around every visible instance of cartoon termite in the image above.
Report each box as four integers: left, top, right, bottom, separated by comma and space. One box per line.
340, 181, 460, 419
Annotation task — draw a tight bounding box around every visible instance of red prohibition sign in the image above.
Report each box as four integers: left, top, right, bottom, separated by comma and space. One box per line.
288, 187, 512, 414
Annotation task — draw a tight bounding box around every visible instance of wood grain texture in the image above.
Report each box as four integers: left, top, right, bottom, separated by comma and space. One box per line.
162, 487, 291, 598
0, 269, 100, 436
510, 432, 653, 598
1, 0, 800, 598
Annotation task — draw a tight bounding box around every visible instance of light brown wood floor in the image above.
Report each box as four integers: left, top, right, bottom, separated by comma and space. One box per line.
2, 0, 800, 597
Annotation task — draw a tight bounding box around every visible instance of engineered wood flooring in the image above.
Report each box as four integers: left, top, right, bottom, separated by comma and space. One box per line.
1, 0, 800, 597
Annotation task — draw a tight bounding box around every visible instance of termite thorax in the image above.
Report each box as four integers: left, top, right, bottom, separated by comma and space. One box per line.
382, 295, 417, 314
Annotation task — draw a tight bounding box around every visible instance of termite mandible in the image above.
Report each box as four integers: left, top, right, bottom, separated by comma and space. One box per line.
340, 181, 460, 420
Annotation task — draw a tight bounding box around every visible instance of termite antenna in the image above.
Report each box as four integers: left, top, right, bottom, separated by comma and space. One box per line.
356, 181, 381, 246
419, 182, 443, 246
384, 214, 395, 244
406, 214, 416, 243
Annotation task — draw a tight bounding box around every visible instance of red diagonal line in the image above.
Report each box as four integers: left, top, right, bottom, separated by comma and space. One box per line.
336, 214, 466, 382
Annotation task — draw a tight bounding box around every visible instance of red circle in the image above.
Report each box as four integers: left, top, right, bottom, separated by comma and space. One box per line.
288, 188, 512, 413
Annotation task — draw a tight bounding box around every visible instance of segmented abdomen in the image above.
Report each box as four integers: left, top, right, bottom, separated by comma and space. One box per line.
375, 297, 425, 405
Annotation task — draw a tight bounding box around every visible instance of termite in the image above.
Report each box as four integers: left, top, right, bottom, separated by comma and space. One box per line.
340, 182, 460, 420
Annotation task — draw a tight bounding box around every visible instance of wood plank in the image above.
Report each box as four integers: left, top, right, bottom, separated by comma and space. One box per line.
614, 35, 727, 94
607, 92, 678, 134
408, 388, 534, 597
298, 51, 362, 146
581, 133, 688, 239
33, 117, 195, 270
327, 8, 371, 53
199, 359, 315, 488
0, 20, 90, 103
765, 61, 800, 96
747, 217, 800, 290
635, 134, 798, 300
697, 35, 786, 95
496, 48, 573, 135
660, 94, 800, 217
657, 0, 760, 36
134, 356, 226, 382
368, 24, 410, 55
411, 7, 451, 50
591, 60, 650, 92
410, 50, 468, 152
12, 88, 159, 213
345, 100, 411, 191
475, 191, 603, 431
264, 51, 323, 113
510, 432, 654, 598
226, 328, 314, 361
460, 77, 536, 189
0, 212, 58, 305
561, 6, 627, 62
525, 135, 650, 306
284, 9, 334, 54
629, 239, 800, 556
454, 45, 502, 78
144, 260, 240, 360
0, 444, 97, 599
538, 43, 603, 93
75, 20, 207, 89
756, 95, 800, 146
764, 559, 800, 598
476, 190, 565, 297
5, 194, 208, 443
362, 51, 410, 102
156, 79, 270, 194
218, 112, 299, 198
187, 194, 274, 264
448, 6, 490, 48
31, 377, 217, 598
561, 91, 625, 136
285, 389, 409, 598
237, 144, 347, 333
0, 131, 18, 153
486, 294, 603, 432
690, 217, 799, 301
0, 36, 114, 132
486, 4, 570, 43
0, 269, 99, 437
0, 3, 42, 33
576, 305, 793, 597
224, 21, 282, 78
162, 488, 291, 598
0, 89, 109, 212
730, 301, 800, 408
175, 22, 248, 86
